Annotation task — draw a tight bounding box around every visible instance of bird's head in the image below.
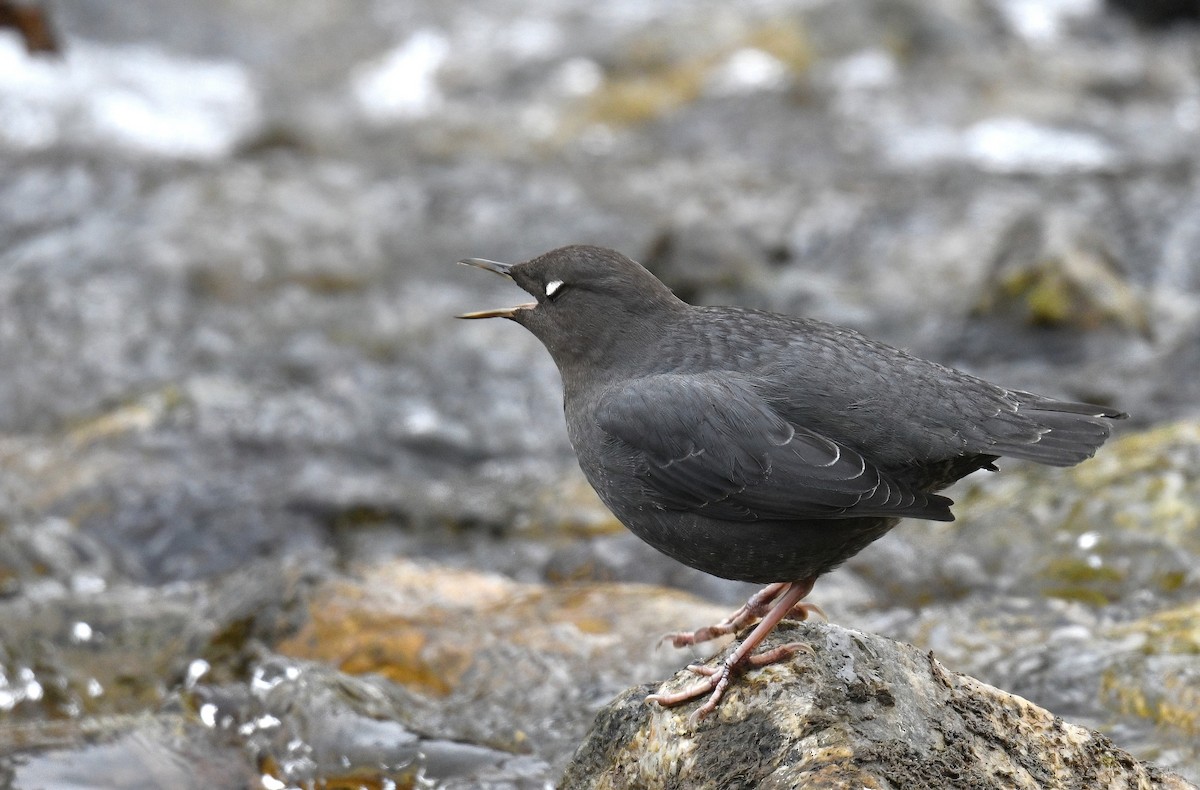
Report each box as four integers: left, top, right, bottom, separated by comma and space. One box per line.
457, 244, 684, 373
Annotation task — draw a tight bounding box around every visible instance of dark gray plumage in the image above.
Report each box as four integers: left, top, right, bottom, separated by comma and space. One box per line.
458, 244, 1126, 718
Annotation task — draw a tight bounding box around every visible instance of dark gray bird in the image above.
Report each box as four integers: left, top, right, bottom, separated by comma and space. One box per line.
457, 244, 1126, 719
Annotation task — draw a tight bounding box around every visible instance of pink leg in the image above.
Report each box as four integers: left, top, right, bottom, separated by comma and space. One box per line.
647, 576, 817, 721
662, 582, 789, 648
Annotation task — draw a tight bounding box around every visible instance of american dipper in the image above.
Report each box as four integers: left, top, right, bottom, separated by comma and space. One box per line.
457, 244, 1126, 719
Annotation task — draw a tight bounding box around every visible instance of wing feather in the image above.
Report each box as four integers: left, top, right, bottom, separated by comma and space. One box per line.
596, 374, 954, 522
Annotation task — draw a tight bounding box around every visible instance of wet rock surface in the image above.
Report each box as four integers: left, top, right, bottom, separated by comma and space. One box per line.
0, 557, 734, 787
2, 0, 1200, 786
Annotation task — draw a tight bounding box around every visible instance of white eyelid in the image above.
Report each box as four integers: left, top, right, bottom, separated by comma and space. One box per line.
546, 280, 564, 298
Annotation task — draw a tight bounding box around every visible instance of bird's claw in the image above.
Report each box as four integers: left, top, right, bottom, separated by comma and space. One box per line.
645, 665, 727, 721
789, 601, 826, 622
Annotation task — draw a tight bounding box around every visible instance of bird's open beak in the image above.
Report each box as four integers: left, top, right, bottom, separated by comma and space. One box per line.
456, 257, 535, 319
459, 258, 513, 277
457, 305, 530, 319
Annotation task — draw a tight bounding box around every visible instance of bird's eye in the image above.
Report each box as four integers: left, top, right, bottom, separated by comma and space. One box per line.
545, 280, 565, 299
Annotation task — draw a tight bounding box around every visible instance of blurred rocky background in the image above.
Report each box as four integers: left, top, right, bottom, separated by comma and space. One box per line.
1, 0, 1198, 786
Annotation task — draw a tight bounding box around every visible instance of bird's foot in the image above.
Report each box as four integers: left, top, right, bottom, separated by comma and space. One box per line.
647, 577, 818, 721
646, 641, 813, 721
660, 582, 793, 649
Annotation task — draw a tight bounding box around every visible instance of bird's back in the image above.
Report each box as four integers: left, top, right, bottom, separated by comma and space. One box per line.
655, 305, 1122, 488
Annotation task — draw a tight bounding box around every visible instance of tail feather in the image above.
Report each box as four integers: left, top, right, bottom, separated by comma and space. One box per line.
1026, 398, 1128, 420
987, 394, 1126, 467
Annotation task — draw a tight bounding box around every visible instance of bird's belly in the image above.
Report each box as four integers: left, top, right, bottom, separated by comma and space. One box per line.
609, 505, 899, 584
567, 410, 899, 583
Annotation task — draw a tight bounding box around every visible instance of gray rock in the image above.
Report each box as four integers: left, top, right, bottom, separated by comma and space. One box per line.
562, 621, 1197, 790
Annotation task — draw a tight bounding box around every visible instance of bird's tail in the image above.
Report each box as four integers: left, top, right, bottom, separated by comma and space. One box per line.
988, 394, 1127, 467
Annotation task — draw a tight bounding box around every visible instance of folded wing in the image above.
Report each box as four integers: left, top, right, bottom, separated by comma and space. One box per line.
596, 373, 954, 523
